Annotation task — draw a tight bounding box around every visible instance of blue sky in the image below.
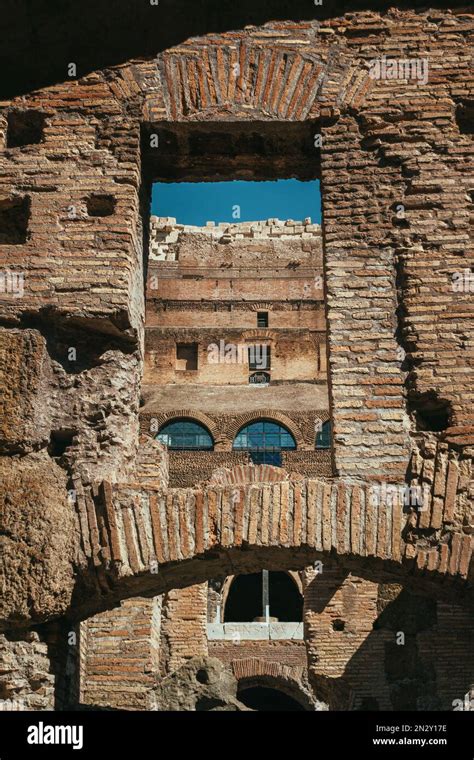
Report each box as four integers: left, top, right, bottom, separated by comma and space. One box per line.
151, 179, 321, 226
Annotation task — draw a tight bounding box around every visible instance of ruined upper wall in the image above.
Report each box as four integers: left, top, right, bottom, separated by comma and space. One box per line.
1, 7, 472, 632
146, 217, 324, 308
149, 217, 322, 264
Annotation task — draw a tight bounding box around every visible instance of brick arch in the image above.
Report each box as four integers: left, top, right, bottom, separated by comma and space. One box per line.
143, 35, 374, 122
151, 410, 219, 443
71, 477, 474, 624
228, 412, 304, 449
240, 329, 275, 342
230, 659, 320, 711
250, 303, 274, 312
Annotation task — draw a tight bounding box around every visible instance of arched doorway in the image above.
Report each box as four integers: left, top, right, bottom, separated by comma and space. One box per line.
238, 685, 305, 711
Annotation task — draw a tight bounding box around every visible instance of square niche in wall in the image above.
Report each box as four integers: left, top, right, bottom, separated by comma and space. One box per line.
0, 196, 31, 244
7, 110, 46, 148
176, 343, 198, 371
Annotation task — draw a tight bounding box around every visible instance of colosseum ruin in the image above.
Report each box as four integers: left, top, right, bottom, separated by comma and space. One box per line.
0, 0, 473, 722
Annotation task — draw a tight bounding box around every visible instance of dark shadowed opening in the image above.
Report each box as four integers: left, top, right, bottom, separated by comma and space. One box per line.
238, 686, 305, 711
224, 571, 303, 622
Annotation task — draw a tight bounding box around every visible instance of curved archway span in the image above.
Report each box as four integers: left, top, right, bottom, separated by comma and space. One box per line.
231, 660, 321, 711
70, 477, 474, 622
143, 36, 373, 123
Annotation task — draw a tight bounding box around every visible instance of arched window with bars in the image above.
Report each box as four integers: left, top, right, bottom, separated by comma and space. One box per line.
156, 419, 214, 450
232, 419, 296, 466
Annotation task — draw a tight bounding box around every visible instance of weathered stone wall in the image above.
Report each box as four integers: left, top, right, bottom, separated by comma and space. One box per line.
167, 451, 251, 488
147, 303, 324, 330
144, 219, 327, 422
145, 219, 325, 386
0, 632, 55, 711
161, 451, 331, 488
149, 216, 322, 259
0, 451, 76, 630
145, 331, 325, 385
143, 216, 330, 485
134, 435, 169, 488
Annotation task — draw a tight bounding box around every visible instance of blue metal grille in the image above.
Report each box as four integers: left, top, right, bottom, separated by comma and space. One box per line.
316, 420, 331, 449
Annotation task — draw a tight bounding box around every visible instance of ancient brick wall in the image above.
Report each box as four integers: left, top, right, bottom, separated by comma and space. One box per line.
209, 640, 306, 670
209, 640, 312, 707
304, 564, 392, 709
134, 435, 169, 488
167, 451, 250, 488
304, 565, 474, 711
77, 567, 474, 711
1, 5, 473, 712
418, 602, 474, 711
144, 220, 326, 393
160, 585, 208, 676
137, 10, 474, 479
150, 451, 331, 488
0, 633, 55, 711
145, 331, 325, 385
80, 597, 161, 710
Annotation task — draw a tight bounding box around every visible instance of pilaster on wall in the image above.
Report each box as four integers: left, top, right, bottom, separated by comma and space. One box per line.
79, 597, 162, 710
160, 584, 208, 676
321, 114, 411, 479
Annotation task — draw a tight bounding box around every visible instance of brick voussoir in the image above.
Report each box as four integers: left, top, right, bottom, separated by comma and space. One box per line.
91, 477, 474, 592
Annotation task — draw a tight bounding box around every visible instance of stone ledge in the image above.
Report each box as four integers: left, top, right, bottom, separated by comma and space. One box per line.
207, 623, 304, 641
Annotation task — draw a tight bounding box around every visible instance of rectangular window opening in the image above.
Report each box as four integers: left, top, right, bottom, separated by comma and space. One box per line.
0, 196, 31, 245
141, 122, 335, 485
176, 343, 198, 371
248, 344, 271, 371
